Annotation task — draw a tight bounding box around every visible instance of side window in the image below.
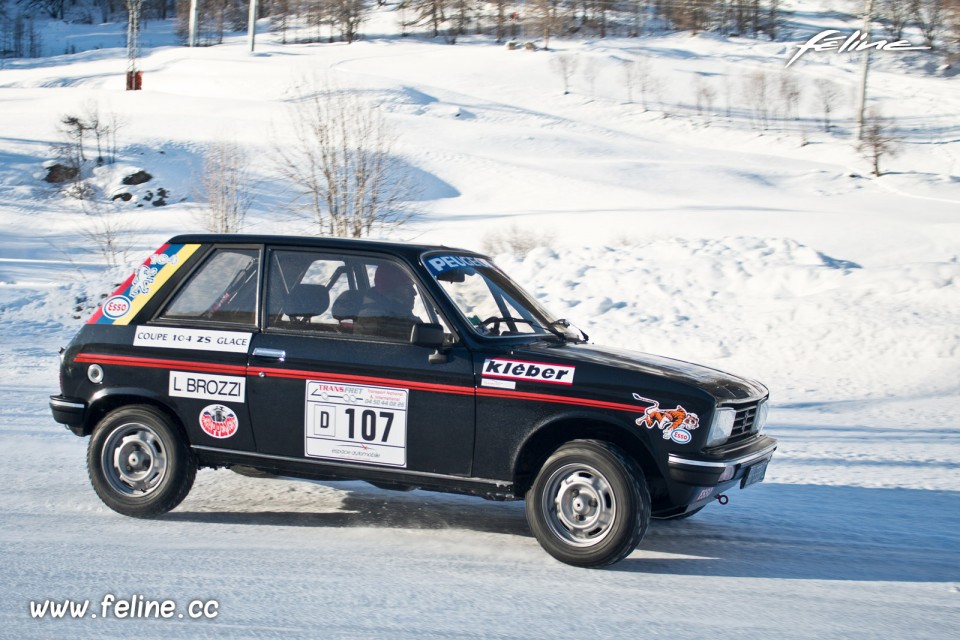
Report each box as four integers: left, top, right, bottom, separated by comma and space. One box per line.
158, 248, 259, 326
354, 260, 432, 341
266, 250, 453, 342
266, 250, 347, 332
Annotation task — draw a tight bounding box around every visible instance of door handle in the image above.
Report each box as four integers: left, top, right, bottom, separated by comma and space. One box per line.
252, 348, 286, 361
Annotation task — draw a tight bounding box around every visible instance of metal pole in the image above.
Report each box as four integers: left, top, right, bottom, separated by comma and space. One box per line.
188, 0, 199, 47
126, 0, 142, 90
856, 0, 875, 140
248, 0, 258, 53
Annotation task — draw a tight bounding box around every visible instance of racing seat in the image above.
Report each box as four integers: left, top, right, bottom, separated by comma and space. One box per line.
330, 289, 364, 332
283, 283, 330, 325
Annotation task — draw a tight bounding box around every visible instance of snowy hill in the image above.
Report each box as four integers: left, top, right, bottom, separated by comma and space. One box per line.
1, 1, 958, 637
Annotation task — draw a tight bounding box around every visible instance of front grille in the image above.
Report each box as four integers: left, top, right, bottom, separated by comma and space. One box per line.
729, 403, 758, 441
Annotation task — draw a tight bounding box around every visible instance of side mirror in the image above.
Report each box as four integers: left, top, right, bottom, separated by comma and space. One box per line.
410, 322, 445, 348
411, 323, 449, 364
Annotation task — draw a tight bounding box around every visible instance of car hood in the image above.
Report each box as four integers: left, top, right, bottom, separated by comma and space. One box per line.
517, 342, 768, 403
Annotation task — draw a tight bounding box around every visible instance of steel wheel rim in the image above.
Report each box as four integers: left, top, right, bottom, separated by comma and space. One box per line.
101, 422, 168, 496
541, 462, 617, 548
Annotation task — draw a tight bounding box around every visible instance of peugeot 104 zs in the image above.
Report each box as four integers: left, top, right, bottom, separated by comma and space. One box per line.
50, 235, 776, 567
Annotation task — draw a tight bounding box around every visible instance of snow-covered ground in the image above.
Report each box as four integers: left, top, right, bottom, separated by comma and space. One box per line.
1, 0, 958, 637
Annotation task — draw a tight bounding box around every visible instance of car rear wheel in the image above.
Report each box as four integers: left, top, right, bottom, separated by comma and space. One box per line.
525, 439, 650, 568
87, 406, 196, 518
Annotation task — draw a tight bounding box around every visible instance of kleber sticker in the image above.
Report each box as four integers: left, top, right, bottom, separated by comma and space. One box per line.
632, 393, 700, 442
304, 380, 408, 467
170, 371, 245, 403
424, 254, 493, 276
482, 358, 575, 385
133, 327, 252, 353
199, 404, 239, 439
88, 243, 200, 325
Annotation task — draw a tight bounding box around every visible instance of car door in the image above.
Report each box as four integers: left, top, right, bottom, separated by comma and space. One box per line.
140, 244, 261, 452
245, 247, 476, 476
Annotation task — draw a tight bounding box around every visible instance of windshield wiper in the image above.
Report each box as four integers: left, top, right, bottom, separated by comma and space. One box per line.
478, 316, 547, 336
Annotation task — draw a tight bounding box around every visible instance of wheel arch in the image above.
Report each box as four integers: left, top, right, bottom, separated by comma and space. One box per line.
83, 388, 186, 439
512, 412, 668, 502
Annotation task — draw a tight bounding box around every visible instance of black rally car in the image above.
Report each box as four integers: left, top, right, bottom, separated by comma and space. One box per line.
50, 235, 776, 567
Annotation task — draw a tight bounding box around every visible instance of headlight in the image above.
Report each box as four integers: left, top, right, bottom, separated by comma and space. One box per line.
706, 408, 736, 447
754, 400, 769, 434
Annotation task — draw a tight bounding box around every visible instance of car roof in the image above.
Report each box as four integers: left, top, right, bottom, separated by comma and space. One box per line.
167, 234, 486, 261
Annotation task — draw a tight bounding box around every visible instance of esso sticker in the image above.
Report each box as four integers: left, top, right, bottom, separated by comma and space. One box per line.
102, 295, 132, 320
199, 404, 239, 439
670, 428, 692, 444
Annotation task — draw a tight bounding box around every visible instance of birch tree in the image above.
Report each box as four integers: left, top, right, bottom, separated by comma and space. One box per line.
274, 80, 415, 238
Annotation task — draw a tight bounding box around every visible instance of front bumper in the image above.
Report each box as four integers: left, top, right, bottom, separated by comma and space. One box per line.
653, 435, 777, 518
49, 395, 87, 435
668, 435, 778, 487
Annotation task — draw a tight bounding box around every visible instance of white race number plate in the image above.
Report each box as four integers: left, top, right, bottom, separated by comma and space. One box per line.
304, 380, 408, 467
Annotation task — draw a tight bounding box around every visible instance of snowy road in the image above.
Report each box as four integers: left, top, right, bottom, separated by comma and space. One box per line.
2, 385, 958, 639
2, 3, 960, 636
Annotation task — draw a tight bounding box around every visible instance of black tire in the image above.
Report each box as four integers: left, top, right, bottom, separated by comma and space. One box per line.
525, 440, 650, 568
87, 405, 196, 518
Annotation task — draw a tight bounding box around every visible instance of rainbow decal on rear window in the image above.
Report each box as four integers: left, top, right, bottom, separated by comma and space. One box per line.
88, 243, 201, 325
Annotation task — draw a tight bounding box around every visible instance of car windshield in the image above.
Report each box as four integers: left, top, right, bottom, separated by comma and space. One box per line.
422, 252, 580, 340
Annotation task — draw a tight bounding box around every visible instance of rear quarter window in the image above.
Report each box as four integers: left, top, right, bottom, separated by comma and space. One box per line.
158, 248, 260, 325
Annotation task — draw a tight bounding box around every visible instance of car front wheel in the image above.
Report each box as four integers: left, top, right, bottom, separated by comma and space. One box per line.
525, 440, 650, 568
87, 406, 196, 518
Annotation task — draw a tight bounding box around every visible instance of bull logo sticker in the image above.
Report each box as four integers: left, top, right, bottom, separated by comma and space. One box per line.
129, 264, 159, 298
199, 404, 239, 439
632, 393, 700, 443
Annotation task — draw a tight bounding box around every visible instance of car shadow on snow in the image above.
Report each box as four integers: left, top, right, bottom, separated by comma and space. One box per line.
166, 481, 958, 581
619, 483, 960, 582
166, 481, 532, 538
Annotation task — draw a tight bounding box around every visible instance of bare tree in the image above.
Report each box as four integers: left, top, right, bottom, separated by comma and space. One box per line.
743, 70, 771, 131
620, 58, 638, 103
81, 101, 123, 165
813, 78, 841, 133
913, 0, 948, 46
330, 0, 367, 43
493, 0, 507, 41
54, 114, 91, 199
199, 139, 254, 233
858, 108, 900, 176
482, 224, 556, 259
582, 57, 600, 98
50, 103, 124, 200
629, 0, 647, 36
878, 0, 911, 40
778, 70, 801, 122
80, 199, 137, 267
407, 0, 449, 37
532, 0, 561, 49
620, 56, 652, 108
550, 53, 578, 95
693, 75, 717, 119
274, 79, 416, 238
947, 0, 960, 64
